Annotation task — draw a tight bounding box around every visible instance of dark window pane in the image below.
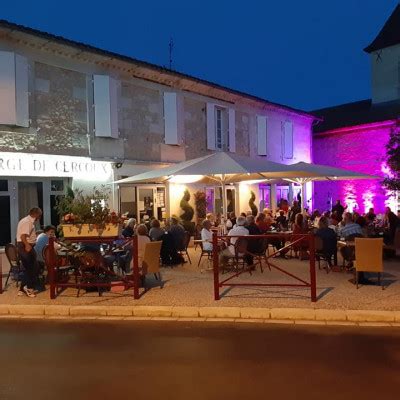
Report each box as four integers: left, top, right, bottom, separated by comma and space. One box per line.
0, 180, 8, 192
0, 196, 11, 246
51, 180, 64, 191
51, 195, 63, 227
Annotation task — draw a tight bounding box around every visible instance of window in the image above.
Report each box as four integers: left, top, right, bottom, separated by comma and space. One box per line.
215, 107, 228, 151
282, 121, 293, 159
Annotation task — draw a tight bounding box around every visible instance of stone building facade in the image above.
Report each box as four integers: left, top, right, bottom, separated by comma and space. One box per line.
0, 20, 314, 244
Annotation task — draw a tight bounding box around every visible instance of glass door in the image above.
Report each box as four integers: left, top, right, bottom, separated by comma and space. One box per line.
0, 180, 11, 246
259, 184, 270, 211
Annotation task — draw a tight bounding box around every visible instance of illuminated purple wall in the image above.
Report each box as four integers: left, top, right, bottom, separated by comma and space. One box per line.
313, 122, 396, 214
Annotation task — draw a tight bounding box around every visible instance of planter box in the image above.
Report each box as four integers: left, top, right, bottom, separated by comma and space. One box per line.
61, 224, 122, 238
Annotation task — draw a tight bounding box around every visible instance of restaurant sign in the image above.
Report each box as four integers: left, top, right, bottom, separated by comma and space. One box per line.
0, 152, 113, 180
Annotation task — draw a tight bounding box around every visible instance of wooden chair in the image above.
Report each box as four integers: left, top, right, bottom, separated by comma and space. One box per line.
43, 245, 77, 293
314, 236, 336, 273
354, 238, 384, 289
179, 231, 192, 265
247, 238, 270, 273
4, 243, 22, 288
142, 241, 163, 282
197, 240, 213, 269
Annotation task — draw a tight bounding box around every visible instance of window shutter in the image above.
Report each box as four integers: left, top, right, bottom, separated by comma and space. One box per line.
15, 55, 29, 127
0, 51, 29, 127
206, 103, 216, 150
257, 115, 267, 156
228, 108, 236, 152
163, 92, 179, 145
283, 121, 293, 159
93, 75, 119, 138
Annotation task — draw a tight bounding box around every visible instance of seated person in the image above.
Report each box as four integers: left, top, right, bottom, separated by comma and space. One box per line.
149, 219, 165, 241
35, 225, 61, 266
122, 218, 136, 238
315, 217, 337, 267
275, 210, 288, 230
256, 212, 270, 234
201, 219, 213, 252
169, 217, 186, 251
339, 212, 363, 268
245, 215, 263, 265
292, 213, 309, 259
160, 217, 185, 266
137, 224, 150, 269
219, 216, 249, 268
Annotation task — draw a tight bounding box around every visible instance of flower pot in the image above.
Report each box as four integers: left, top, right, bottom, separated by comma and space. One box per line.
61, 224, 122, 238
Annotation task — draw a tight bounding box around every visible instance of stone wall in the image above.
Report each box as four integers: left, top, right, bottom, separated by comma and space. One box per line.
183, 97, 209, 159
34, 62, 89, 155
120, 82, 163, 162
313, 124, 393, 214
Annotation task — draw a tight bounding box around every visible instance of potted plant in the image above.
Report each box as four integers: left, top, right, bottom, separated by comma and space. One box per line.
194, 190, 207, 223
55, 186, 124, 238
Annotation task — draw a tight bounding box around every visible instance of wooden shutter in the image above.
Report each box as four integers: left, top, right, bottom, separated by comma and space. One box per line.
283, 121, 293, 159
206, 103, 216, 150
164, 92, 179, 145
257, 115, 267, 156
93, 75, 119, 138
228, 108, 236, 152
0, 51, 29, 127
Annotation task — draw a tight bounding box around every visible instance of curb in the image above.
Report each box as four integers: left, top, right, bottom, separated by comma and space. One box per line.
0, 305, 399, 327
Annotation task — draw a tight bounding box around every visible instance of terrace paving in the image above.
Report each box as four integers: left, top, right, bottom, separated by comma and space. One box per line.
1, 247, 399, 312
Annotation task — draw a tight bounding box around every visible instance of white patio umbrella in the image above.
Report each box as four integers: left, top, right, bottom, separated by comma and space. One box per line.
115, 153, 379, 214
276, 161, 379, 211
115, 152, 295, 215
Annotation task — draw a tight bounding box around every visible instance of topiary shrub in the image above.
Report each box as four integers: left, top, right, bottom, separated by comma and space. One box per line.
180, 189, 195, 235
249, 190, 258, 216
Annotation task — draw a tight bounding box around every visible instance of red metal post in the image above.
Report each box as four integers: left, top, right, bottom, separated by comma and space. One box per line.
48, 237, 56, 299
309, 234, 317, 302
213, 230, 220, 300
133, 235, 139, 299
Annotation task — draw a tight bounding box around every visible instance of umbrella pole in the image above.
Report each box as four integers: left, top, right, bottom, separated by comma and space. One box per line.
221, 179, 227, 218
301, 182, 306, 213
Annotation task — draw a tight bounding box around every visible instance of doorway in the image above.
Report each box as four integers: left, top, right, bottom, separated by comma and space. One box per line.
18, 181, 44, 228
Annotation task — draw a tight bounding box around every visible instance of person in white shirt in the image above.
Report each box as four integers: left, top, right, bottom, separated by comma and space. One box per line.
16, 207, 42, 298
219, 216, 249, 268
201, 219, 213, 252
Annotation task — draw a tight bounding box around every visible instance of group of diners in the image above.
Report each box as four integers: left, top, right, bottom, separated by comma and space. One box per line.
199, 199, 399, 281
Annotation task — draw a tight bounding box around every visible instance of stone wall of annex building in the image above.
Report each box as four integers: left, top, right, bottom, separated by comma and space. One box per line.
313, 124, 392, 214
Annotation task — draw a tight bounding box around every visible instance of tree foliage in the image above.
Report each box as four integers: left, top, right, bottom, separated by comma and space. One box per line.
383, 127, 400, 191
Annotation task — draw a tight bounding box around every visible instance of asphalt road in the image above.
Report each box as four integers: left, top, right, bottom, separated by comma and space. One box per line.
0, 320, 399, 400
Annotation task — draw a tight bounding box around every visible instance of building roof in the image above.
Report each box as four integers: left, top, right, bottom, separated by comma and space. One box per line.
364, 4, 400, 53
0, 19, 314, 119
312, 99, 400, 133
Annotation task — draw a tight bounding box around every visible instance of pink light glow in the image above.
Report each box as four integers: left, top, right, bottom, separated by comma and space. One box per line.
313, 122, 394, 213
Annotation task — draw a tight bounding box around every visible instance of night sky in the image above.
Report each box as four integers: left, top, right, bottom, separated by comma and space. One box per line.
1, 0, 398, 111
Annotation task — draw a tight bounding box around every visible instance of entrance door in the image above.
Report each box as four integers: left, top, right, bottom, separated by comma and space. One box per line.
136, 186, 166, 222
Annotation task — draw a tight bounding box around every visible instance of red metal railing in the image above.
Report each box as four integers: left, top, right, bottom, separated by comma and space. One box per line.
212, 232, 317, 302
